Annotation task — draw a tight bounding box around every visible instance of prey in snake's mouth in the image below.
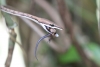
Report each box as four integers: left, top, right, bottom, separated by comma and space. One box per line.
34, 26, 59, 60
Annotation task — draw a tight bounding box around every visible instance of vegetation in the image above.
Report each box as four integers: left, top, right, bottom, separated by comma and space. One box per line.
0, 0, 100, 67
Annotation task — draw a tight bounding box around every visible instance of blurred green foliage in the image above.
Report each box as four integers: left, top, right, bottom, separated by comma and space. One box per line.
58, 45, 81, 64
58, 42, 100, 66
86, 42, 100, 66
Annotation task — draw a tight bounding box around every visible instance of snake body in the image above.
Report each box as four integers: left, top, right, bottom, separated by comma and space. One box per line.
0, 5, 62, 60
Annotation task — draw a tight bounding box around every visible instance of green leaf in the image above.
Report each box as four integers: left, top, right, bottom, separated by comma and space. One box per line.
58, 45, 81, 64
86, 42, 100, 66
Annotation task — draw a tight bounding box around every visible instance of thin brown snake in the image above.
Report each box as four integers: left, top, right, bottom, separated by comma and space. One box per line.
0, 5, 62, 60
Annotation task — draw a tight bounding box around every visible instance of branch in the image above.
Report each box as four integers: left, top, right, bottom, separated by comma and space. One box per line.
56, 0, 99, 67
5, 29, 16, 67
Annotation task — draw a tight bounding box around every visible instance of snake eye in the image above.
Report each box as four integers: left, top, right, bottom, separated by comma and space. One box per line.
50, 24, 55, 27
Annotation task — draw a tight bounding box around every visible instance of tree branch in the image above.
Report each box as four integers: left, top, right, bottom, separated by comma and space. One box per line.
56, 0, 99, 67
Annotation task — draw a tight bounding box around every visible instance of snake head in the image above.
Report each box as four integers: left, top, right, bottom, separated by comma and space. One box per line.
40, 23, 62, 37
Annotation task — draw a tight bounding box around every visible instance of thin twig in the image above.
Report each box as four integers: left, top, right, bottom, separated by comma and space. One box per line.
9, 32, 27, 57
5, 29, 16, 67
96, 0, 100, 41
